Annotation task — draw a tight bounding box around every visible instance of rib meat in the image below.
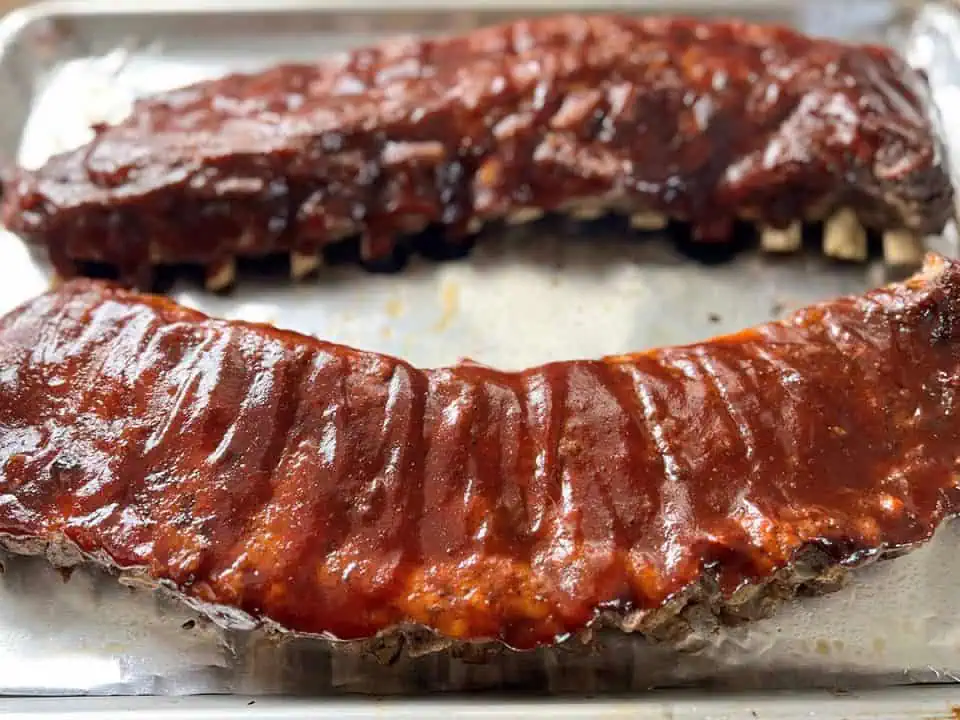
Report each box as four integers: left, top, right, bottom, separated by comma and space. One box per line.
0, 254, 958, 649
1, 15, 952, 288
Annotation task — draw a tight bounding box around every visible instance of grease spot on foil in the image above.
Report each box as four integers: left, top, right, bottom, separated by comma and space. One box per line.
432, 280, 460, 333
384, 297, 405, 319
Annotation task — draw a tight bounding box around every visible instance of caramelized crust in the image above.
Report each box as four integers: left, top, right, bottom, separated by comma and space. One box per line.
1, 15, 952, 285
0, 255, 957, 648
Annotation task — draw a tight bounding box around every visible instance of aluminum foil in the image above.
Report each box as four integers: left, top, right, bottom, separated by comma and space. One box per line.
1, 0, 960, 697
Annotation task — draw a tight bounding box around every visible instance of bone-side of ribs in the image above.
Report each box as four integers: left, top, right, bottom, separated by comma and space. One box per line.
0, 254, 957, 649
1, 15, 952, 289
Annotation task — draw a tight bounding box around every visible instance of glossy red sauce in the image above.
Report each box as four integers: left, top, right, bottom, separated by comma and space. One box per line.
1, 15, 951, 285
0, 256, 958, 648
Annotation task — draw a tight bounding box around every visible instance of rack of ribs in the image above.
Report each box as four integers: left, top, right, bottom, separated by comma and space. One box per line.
0, 15, 953, 290
0, 253, 957, 650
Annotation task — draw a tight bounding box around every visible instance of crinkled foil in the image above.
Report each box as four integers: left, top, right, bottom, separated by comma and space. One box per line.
0, 0, 959, 696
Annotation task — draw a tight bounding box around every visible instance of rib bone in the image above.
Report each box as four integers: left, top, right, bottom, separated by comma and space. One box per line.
630, 212, 669, 232
760, 222, 803, 253
823, 209, 868, 261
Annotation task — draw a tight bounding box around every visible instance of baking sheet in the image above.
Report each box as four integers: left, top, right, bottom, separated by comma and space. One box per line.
2, 0, 960, 703
7, 687, 960, 720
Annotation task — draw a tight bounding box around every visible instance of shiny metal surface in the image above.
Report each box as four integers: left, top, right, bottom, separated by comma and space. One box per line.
1, 0, 960, 711
7, 687, 960, 720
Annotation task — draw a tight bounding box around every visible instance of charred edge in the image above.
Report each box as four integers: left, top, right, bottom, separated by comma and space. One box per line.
0, 532, 910, 663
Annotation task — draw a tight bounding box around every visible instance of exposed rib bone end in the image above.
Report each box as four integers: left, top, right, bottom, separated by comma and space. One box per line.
290, 251, 322, 280
882, 230, 925, 268
823, 209, 867, 261
570, 207, 606, 221
565, 198, 608, 221
760, 223, 802, 253
630, 212, 669, 232
506, 208, 544, 226
205, 259, 237, 292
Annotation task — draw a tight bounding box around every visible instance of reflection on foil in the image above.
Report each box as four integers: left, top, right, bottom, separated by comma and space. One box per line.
4, 522, 960, 695
907, 2, 960, 224
0, 555, 228, 695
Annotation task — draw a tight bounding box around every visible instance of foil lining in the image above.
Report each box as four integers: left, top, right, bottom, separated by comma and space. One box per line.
0, 0, 959, 696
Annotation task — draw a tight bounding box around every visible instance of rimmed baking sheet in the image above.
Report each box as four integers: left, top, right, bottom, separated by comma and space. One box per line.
1, 0, 960, 708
